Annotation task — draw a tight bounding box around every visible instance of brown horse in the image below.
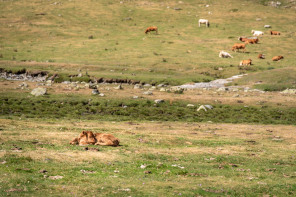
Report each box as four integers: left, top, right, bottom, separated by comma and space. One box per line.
145, 26, 158, 34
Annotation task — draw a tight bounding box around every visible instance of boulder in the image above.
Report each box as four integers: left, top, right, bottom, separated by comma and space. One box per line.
143, 84, 152, 88
157, 83, 167, 88
154, 99, 164, 104
187, 104, 195, 107
149, 86, 156, 91
143, 91, 153, 95
281, 89, 296, 94
92, 89, 100, 95
159, 88, 166, 92
134, 84, 143, 89
218, 87, 229, 91
114, 84, 123, 90
89, 84, 97, 89
19, 82, 28, 88
31, 88, 47, 96
46, 80, 53, 86
197, 105, 213, 112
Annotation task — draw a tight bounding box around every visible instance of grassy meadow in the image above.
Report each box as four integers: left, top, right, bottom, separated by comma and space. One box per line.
1, 0, 296, 196
0, 0, 296, 86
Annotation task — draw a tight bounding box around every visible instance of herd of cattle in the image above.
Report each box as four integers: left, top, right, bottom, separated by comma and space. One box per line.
220, 27, 283, 66
145, 19, 284, 67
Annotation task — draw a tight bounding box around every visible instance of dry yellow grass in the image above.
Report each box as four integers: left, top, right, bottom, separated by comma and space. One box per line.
1, 119, 295, 163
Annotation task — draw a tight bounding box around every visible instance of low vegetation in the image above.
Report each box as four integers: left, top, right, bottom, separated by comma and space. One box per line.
1, 93, 296, 125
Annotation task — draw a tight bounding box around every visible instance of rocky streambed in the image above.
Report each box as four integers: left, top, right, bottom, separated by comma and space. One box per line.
180, 74, 247, 89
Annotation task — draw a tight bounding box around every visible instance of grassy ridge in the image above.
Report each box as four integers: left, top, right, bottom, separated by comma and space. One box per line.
1, 93, 296, 124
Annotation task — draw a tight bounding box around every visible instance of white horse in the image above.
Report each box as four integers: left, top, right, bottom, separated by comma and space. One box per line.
199, 19, 210, 27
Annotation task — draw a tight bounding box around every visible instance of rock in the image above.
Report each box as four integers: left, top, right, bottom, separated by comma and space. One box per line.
114, 84, 123, 90
92, 89, 100, 95
159, 88, 166, 92
281, 89, 296, 94
133, 96, 139, 99
149, 86, 156, 91
134, 84, 143, 89
80, 169, 96, 174
123, 17, 132, 21
39, 169, 48, 173
170, 86, 184, 94
140, 165, 146, 169
154, 99, 164, 104
205, 105, 213, 109
187, 104, 195, 107
89, 84, 97, 89
31, 88, 47, 96
233, 94, 240, 98
99, 93, 105, 97
264, 25, 272, 28
218, 87, 229, 91
197, 105, 213, 112
197, 105, 207, 112
77, 73, 83, 77
157, 83, 167, 88
144, 84, 152, 88
46, 80, 53, 86
84, 147, 99, 151
19, 82, 28, 88
143, 91, 153, 95
48, 175, 63, 180
62, 81, 71, 84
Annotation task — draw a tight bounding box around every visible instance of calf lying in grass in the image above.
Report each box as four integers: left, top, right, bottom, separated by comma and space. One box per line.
70, 131, 120, 146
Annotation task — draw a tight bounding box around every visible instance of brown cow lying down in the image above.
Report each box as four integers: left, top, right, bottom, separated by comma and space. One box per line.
238, 37, 259, 44
270, 30, 281, 35
258, 54, 265, 59
272, 56, 284, 61
145, 26, 158, 34
239, 59, 252, 66
70, 131, 120, 146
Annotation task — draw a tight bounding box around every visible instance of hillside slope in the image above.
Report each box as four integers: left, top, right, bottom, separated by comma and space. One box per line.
0, 0, 295, 86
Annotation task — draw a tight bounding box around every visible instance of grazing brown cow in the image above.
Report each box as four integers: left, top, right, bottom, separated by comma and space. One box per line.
238, 37, 259, 44
258, 54, 265, 59
272, 56, 284, 61
270, 30, 281, 35
145, 26, 158, 34
232, 43, 247, 52
239, 59, 252, 66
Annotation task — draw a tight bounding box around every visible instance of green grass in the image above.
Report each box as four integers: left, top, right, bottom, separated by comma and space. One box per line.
1, 119, 296, 196
0, 0, 295, 86
229, 67, 296, 91
1, 93, 296, 124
